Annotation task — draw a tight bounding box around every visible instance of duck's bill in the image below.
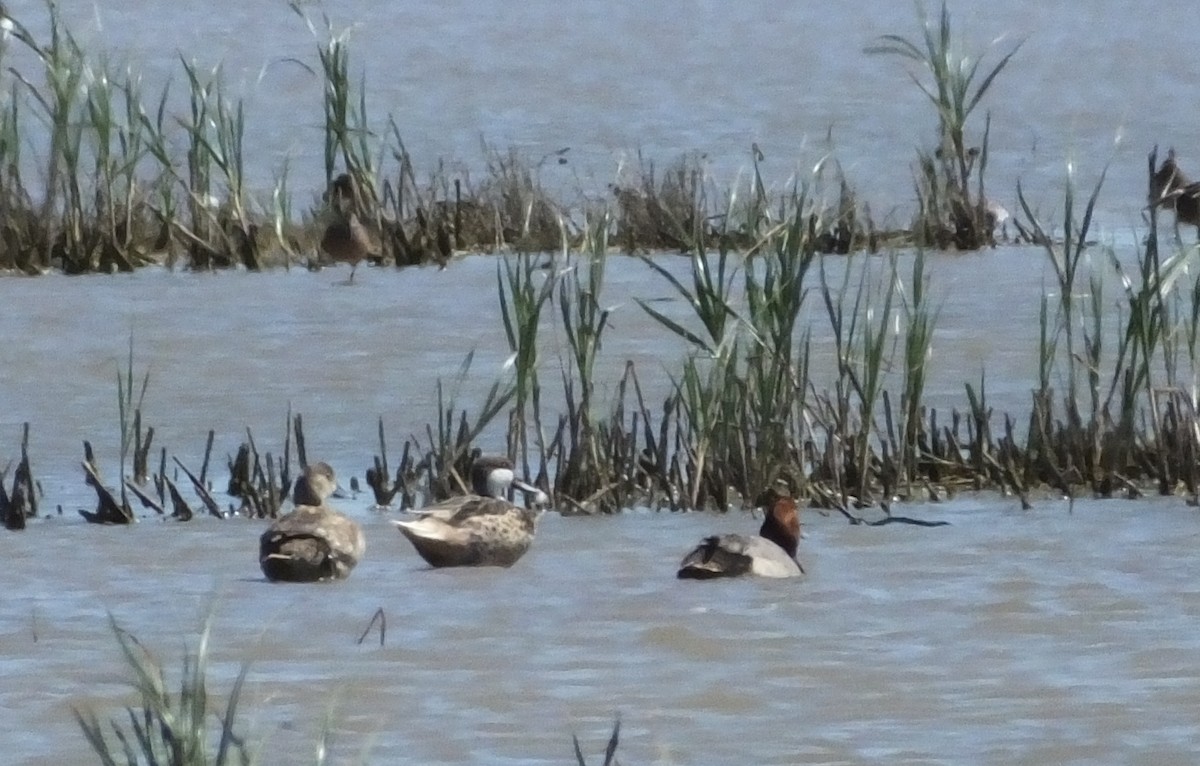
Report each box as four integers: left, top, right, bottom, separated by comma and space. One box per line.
513, 479, 550, 508
331, 484, 351, 500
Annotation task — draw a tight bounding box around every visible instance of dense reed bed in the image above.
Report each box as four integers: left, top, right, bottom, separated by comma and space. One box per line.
0, 2, 1022, 277
1, 3, 1196, 523
2, 142, 1198, 526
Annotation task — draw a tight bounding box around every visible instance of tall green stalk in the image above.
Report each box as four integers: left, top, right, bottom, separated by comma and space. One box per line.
868, 2, 1021, 248
899, 249, 939, 484
497, 251, 555, 479
116, 333, 150, 509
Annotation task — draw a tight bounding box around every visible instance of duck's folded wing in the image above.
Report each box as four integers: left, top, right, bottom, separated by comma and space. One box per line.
405, 496, 473, 521
677, 534, 755, 579
392, 516, 485, 568
677, 534, 802, 579
406, 495, 510, 523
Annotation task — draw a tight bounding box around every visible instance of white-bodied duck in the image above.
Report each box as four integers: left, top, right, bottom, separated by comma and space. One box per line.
393, 455, 547, 568
259, 462, 365, 582
677, 483, 804, 579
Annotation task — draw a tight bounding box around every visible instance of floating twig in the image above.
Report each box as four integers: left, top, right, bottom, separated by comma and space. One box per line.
356, 607, 386, 647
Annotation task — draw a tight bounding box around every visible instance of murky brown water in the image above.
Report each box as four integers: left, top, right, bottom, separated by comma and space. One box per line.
5, 1, 1200, 762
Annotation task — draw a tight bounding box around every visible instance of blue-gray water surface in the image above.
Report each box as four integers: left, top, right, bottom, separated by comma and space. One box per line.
2, 254, 1199, 764
4, 1, 1200, 763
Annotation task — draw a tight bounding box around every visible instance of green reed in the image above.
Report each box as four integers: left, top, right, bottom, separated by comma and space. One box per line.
12, 6, 87, 268
115, 333, 150, 511
553, 214, 615, 504
75, 613, 362, 766
292, 3, 377, 204
177, 59, 260, 269
498, 249, 556, 481
867, 1, 1021, 249
636, 241, 736, 356
1017, 159, 1108, 423
737, 183, 819, 491
75, 613, 251, 766
896, 249, 939, 484
422, 351, 515, 501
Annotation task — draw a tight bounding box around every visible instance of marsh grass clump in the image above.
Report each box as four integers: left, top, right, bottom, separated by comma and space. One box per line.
543, 214, 629, 511
75, 613, 360, 766
612, 152, 706, 252
0, 5, 168, 274
0, 3, 924, 276
75, 614, 253, 766
419, 353, 516, 503
175, 59, 262, 271
225, 410, 303, 518
1010, 150, 1200, 503
364, 416, 421, 508
477, 144, 564, 251
867, 1, 1022, 250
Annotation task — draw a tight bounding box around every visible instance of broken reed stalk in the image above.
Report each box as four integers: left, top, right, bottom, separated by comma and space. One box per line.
366, 417, 418, 508
80, 440, 133, 524
174, 456, 223, 518
572, 715, 622, 766
1, 423, 39, 529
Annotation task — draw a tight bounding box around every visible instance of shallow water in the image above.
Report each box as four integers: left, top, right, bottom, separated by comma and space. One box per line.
5, 1, 1200, 762
3, 253, 1200, 762
5, 497, 1200, 764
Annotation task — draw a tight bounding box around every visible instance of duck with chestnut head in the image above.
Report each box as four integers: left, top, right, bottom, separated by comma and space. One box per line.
677, 481, 804, 579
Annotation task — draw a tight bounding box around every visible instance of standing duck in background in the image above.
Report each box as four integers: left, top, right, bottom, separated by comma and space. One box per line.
321, 173, 379, 283
393, 455, 549, 568
260, 462, 365, 583
1149, 147, 1200, 236
677, 481, 804, 579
